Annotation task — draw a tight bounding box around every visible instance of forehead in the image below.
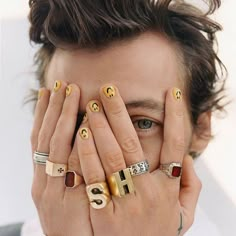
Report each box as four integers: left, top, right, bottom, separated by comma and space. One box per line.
46, 32, 183, 109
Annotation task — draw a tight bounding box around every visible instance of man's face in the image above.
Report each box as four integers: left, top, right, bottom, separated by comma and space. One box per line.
45, 32, 193, 171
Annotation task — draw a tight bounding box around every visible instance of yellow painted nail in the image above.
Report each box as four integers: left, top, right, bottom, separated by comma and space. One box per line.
82, 113, 88, 123
66, 85, 72, 97
38, 89, 43, 100
103, 85, 116, 98
172, 88, 182, 101
54, 80, 61, 92
79, 128, 89, 139
89, 101, 100, 112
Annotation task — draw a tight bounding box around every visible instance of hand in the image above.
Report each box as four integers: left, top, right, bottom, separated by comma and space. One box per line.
31, 81, 93, 236
77, 85, 201, 236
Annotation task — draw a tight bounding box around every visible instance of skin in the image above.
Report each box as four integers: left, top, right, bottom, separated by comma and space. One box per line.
31, 32, 207, 236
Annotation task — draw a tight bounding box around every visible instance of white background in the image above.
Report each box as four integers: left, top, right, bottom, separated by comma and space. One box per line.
0, 0, 236, 235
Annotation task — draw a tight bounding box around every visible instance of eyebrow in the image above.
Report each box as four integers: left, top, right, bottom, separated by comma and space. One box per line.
125, 99, 164, 114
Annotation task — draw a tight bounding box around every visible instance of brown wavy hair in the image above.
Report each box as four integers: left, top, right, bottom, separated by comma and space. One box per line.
28, 0, 226, 126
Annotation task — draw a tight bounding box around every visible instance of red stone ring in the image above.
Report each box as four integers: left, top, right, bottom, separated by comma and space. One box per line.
159, 162, 182, 179
65, 171, 83, 188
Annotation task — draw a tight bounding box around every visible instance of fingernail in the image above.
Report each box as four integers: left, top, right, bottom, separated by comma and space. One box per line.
172, 88, 182, 101
89, 100, 100, 112
103, 85, 116, 98
54, 80, 61, 92
79, 128, 89, 139
82, 113, 88, 123
38, 89, 43, 100
66, 85, 72, 97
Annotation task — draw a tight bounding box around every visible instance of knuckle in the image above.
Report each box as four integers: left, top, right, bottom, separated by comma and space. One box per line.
68, 154, 80, 170
38, 130, 51, 148
61, 105, 77, 120
80, 146, 95, 158
172, 136, 185, 152
54, 118, 70, 138
120, 136, 139, 154
49, 134, 71, 156
92, 118, 106, 129
86, 174, 102, 184
174, 108, 184, 117
109, 104, 123, 117
103, 150, 124, 171
49, 135, 57, 154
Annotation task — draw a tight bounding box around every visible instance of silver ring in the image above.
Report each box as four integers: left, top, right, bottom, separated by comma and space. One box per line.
128, 160, 149, 176
33, 151, 49, 165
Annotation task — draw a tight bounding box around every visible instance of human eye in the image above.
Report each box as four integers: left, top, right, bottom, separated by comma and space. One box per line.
132, 117, 162, 136
136, 119, 153, 129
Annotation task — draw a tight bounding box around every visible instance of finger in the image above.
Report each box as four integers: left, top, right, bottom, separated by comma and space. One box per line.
77, 123, 113, 212
99, 85, 144, 167
36, 80, 67, 191
31, 88, 50, 164
65, 132, 84, 191
47, 84, 80, 192
158, 87, 184, 181
68, 135, 83, 177
77, 124, 105, 185
86, 99, 126, 176
180, 155, 202, 229
31, 88, 50, 203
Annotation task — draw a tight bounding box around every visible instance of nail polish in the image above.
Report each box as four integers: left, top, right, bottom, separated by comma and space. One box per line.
89, 101, 100, 112
172, 88, 182, 101
54, 80, 61, 92
79, 128, 89, 139
103, 85, 116, 98
66, 85, 72, 97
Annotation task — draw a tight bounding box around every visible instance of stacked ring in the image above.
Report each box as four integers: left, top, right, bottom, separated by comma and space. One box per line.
86, 182, 111, 209
46, 160, 68, 177
33, 151, 49, 165
128, 160, 149, 176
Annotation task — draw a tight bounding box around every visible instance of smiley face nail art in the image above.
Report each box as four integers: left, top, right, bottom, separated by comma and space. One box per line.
172, 88, 182, 101
89, 101, 100, 112
66, 85, 72, 96
79, 128, 89, 139
54, 80, 61, 92
103, 86, 116, 98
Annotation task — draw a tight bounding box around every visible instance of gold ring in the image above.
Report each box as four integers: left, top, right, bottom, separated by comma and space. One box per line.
46, 160, 68, 177
86, 182, 111, 209
107, 168, 135, 197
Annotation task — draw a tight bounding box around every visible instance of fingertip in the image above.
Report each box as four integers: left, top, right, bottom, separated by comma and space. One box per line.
37, 88, 50, 101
